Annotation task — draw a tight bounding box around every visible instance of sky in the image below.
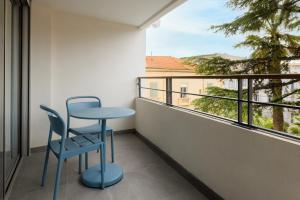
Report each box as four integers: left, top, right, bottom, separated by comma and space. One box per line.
146, 0, 251, 58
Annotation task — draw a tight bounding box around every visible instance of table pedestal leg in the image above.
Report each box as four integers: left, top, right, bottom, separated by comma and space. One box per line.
81, 163, 123, 188
80, 119, 124, 188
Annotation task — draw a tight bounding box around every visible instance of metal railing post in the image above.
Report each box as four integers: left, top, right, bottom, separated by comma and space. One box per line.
237, 78, 243, 123
166, 77, 172, 106
138, 78, 141, 98
248, 78, 253, 125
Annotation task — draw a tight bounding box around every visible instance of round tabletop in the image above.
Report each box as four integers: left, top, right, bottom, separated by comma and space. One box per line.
70, 107, 135, 120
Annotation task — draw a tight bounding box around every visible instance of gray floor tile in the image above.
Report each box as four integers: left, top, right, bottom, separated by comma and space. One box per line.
9, 134, 208, 200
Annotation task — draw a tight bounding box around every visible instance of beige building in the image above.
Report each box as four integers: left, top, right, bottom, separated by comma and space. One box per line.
144, 56, 224, 107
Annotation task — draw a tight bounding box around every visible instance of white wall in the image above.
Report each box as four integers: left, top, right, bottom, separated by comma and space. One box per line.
136, 98, 300, 200
30, 3, 53, 148
30, 2, 145, 147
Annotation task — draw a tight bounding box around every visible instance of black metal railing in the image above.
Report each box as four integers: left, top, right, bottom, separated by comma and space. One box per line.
137, 74, 300, 140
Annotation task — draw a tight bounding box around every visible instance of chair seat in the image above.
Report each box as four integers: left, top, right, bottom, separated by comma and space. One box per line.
50, 134, 103, 158
69, 123, 113, 135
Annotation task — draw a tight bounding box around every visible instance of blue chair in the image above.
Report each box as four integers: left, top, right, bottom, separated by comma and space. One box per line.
40, 105, 105, 200
66, 96, 115, 174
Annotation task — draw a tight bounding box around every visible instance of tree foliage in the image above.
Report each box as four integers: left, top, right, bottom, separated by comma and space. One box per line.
191, 86, 288, 130
192, 87, 241, 120
288, 115, 300, 135
185, 0, 300, 132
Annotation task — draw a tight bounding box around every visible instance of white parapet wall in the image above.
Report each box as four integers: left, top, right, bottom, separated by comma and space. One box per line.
135, 98, 300, 200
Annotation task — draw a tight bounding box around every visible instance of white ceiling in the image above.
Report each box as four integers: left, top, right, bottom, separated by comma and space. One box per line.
33, 0, 185, 28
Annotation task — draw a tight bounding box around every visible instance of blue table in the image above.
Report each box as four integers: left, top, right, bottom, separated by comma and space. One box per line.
70, 107, 135, 188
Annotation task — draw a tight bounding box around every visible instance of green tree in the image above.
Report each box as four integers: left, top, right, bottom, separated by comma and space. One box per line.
186, 0, 300, 131
191, 86, 243, 120
288, 115, 300, 135
190, 86, 274, 129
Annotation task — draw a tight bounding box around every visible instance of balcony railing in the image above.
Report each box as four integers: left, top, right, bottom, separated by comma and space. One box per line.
137, 74, 300, 140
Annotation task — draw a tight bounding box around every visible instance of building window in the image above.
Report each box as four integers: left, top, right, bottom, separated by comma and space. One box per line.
180, 86, 187, 98
149, 82, 158, 97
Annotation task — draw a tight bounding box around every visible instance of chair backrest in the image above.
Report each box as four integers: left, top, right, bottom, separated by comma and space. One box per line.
66, 96, 101, 114
40, 105, 66, 137
66, 96, 102, 128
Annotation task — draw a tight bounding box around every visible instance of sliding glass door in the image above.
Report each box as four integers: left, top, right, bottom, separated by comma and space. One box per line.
0, 0, 4, 199
0, 0, 30, 198
4, 0, 21, 187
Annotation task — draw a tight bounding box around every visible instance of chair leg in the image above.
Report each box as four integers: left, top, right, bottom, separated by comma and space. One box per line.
78, 154, 82, 174
111, 131, 115, 163
97, 132, 100, 153
53, 158, 63, 200
41, 146, 50, 186
65, 132, 69, 162
85, 152, 88, 170
100, 144, 105, 189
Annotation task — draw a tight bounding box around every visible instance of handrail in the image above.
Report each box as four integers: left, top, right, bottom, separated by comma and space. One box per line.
138, 74, 300, 79
137, 74, 300, 141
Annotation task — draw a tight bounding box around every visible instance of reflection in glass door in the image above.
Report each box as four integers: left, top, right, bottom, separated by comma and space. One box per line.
4, 0, 21, 188
0, 0, 4, 199
0, 0, 29, 197
0, 0, 30, 197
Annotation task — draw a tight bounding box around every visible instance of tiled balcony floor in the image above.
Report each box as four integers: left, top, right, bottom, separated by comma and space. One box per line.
9, 133, 208, 200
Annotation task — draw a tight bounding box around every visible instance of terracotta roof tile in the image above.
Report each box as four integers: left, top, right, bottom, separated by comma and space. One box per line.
146, 56, 193, 71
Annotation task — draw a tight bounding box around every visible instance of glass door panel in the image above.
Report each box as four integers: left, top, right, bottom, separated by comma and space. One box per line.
4, 0, 21, 185
10, 1, 21, 162
0, 0, 4, 199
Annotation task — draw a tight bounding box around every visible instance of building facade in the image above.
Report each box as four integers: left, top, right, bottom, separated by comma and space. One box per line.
144, 56, 223, 107
144, 55, 240, 108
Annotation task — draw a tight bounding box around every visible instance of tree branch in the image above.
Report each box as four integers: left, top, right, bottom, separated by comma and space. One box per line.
253, 79, 300, 91
272, 88, 300, 102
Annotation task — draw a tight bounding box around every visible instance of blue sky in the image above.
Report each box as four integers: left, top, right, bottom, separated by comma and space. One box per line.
146, 0, 251, 58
